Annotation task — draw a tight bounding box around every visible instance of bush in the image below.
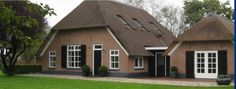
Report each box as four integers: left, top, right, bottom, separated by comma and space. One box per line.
82, 65, 90, 76
14, 65, 41, 74
98, 66, 108, 77
171, 66, 178, 72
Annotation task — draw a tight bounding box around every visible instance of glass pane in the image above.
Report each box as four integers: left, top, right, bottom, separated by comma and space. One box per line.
139, 59, 142, 67
135, 59, 138, 66
213, 53, 216, 57
213, 69, 216, 73
209, 69, 212, 73
115, 63, 118, 68
111, 51, 114, 55
201, 53, 204, 57
197, 53, 200, 57
201, 69, 205, 73
197, 69, 201, 73
114, 51, 118, 54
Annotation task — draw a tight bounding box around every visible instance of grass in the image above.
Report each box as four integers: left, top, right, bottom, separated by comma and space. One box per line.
0, 72, 233, 89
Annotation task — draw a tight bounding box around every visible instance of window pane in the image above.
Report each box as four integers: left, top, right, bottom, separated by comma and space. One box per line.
135, 59, 138, 67
115, 63, 118, 68
139, 59, 142, 67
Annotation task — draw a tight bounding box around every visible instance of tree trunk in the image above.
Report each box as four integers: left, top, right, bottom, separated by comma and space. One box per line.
3, 66, 15, 76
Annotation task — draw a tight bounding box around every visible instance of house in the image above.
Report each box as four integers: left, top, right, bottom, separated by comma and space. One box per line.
36, 0, 176, 77
165, 13, 234, 79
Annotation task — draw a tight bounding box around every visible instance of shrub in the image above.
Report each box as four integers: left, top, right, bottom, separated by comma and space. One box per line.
171, 66, 178, 72
98, 66, 108, 77
14, 65, 41, 74
82, 65, 90, 76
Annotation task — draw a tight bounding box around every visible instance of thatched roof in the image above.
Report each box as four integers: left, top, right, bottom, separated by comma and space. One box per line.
164, 13, 234, 55
38, 0, 175, 56
177, 13, 234, 41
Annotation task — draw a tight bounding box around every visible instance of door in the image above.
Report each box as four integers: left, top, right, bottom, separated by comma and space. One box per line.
148, 52, 169, 77
156, 53, 165, 77
93, 44, 102, 76
194, 51, 218, 79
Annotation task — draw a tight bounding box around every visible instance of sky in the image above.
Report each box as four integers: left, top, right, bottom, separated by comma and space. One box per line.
30, 0, 234, 27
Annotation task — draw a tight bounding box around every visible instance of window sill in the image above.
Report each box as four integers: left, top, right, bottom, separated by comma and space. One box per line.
66, 68, 81, 70
48, 67, 56, 69
109, 68, 119, 71
134, 67, 144, 70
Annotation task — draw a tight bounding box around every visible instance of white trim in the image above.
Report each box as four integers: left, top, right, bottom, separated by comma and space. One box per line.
48, 51, 56, 68
155, 52, 158, 76
109, 50, 119, 70
106, 28, 129, 56
66, 45, 81, 69
134, 56, 144, 69
194, 51, 218, 79
40, 31, 58, 56
145, 47, 168, 50
92, 44, 103, 76
167, 42, 182, 55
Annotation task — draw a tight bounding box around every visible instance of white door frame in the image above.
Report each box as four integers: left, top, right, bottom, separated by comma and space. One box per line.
92, 44, 102, 76
155, 52, 167, 77
194, 51, 218, 79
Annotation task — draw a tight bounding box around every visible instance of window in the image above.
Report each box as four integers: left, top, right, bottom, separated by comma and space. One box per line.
49, 51, 56, 68
195, 51, 218, 79
149, 22, 163, 34
134, 57, 144, 69
133, 18, 147, 31
117, 15, 131, 29
67, 45, 81, 68
110, 50, 119, 69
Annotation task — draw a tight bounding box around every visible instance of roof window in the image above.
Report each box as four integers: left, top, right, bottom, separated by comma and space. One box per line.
133, 18, 147, 31
117, 15, 131, 29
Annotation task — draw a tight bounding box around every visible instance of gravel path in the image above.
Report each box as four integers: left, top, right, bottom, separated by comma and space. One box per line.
20, 74, 234, 87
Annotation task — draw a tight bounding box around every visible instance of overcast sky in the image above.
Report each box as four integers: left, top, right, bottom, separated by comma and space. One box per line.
30, 0, 234, 27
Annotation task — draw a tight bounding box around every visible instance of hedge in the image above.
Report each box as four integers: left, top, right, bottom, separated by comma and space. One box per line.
14, 65, 42, 74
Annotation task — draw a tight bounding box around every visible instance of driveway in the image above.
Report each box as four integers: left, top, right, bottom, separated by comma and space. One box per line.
20, 74, 234, 87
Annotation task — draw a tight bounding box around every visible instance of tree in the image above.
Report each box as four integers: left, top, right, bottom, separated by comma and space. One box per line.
121, 0, 186, 36
184, 0, 234, 26
0, 1, 55, 76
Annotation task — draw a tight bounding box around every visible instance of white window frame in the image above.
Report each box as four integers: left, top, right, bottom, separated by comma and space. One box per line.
109, 50, 119, 69
134, 56, 144, 69
48, 51, 56, 68
194, 51, 218, 79
67, 45, 81, 69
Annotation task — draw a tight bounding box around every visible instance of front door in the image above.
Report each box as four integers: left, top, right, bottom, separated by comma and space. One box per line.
194, 51, 218, 79
148, 51, 169, 77
93, 44, 102, 76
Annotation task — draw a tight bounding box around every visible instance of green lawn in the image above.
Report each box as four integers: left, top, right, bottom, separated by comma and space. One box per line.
0, 72, 233, 89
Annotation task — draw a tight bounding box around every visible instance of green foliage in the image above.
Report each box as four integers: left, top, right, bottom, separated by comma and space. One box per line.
184, 0, 234, 26
170, 66, 178, 72
98, 66, 108, 77
0, 1, 55, 76
82, 65, 90, 76
13, 65, 41, 74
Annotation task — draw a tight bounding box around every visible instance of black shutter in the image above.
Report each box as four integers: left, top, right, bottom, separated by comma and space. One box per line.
61, 45, 67, 68
218, 50, 227, 75
186, 51, 194, 78
166, 56, 170, 77
80, 45, 86, 67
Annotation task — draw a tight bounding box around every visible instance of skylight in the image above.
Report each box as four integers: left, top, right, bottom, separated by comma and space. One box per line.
133, 18, 147, 31
149, 22, 164, 34
117, 15, 131, 29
